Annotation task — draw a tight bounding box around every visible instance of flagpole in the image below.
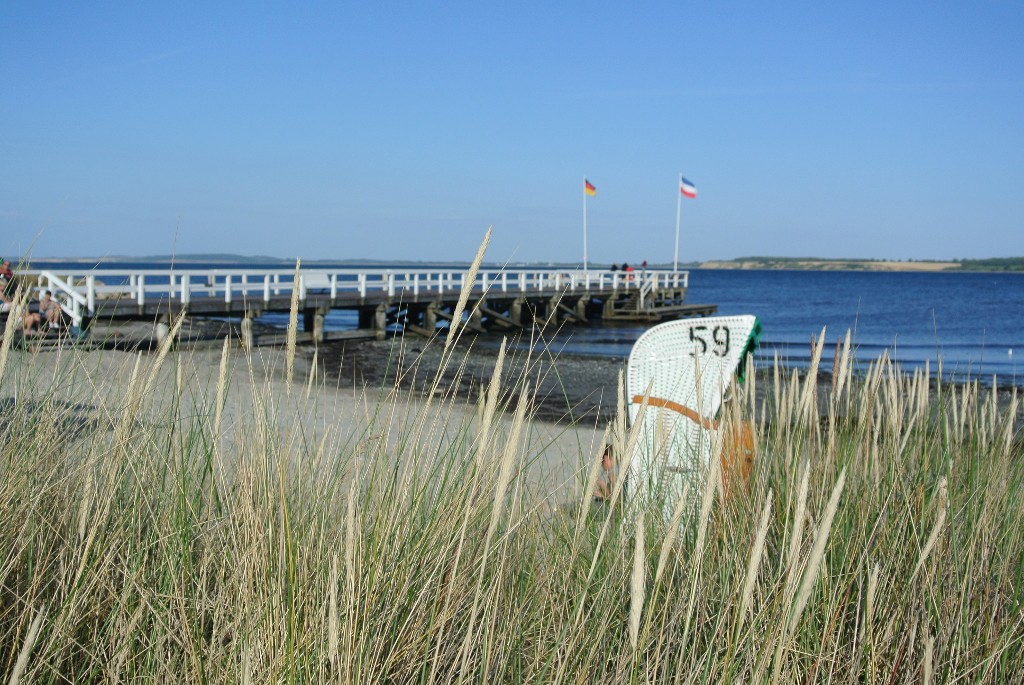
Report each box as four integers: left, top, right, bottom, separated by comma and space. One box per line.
674, 172, 682, 273
583, 176, 589, 273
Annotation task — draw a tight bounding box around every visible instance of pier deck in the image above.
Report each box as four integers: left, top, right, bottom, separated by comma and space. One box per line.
25, 266, 716, 345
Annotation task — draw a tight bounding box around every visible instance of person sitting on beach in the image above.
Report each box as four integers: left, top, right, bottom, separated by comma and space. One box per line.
593, 443, 619, 504
0, 260, 15, 313
37, 290, 62, 330
22, 307, 41, 336
1, 260, 18, 293
0, 259, 25, 320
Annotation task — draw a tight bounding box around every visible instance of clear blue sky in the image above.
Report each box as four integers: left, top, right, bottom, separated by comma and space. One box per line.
3, 2, 1022, 264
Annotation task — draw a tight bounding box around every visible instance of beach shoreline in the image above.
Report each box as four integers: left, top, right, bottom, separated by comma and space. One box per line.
313, 335, 1023, 428
18, 319, 1020, 433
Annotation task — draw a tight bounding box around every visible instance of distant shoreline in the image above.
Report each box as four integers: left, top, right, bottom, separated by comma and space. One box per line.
697, 258, 1024, 272
16, 255, 1024, 273
698, 259, 962, 272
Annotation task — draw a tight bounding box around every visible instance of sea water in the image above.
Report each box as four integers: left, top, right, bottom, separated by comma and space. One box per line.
502, 269, 1024, 386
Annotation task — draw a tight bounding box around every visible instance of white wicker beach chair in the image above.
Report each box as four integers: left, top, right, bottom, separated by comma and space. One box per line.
626, 315, 761, 512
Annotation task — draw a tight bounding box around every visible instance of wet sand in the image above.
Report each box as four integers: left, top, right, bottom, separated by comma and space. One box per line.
314, 337, 625, 426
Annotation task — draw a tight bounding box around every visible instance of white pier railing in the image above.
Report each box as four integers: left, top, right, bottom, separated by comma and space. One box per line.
26, 266, 688, 320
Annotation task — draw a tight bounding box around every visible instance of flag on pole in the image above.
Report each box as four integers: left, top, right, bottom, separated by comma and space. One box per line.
584, 179, 597, 196
680, 177, 697, 198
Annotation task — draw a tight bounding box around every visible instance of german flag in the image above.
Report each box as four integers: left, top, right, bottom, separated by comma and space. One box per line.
584, 179, 597, 196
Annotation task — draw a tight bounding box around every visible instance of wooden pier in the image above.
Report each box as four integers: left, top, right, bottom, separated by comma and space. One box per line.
25, 266, 716, 346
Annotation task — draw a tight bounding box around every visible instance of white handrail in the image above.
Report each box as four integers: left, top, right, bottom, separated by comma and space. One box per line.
24, 267, 688, 311
639, 274, 656, 308
39, 270, 90, 327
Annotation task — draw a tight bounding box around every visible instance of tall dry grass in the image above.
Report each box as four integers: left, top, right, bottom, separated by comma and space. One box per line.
0, 304, 1022, 682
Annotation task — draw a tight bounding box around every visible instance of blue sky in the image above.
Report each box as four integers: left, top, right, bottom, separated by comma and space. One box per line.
2, 2, 1022, 264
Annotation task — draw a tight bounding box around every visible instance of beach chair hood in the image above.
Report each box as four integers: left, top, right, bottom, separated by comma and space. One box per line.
626, 315, 761, 510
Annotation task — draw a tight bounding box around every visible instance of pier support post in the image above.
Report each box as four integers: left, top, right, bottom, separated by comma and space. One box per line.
545, 296, 561, 327
469, 301, 484, 332
575, 295, 589, 322
374, 304, 387, 340
241, 314, 254, 351
602, 298, 615, 319
313, 312, 325, 344
511, 298, 524, 327
425, 302, 438, 332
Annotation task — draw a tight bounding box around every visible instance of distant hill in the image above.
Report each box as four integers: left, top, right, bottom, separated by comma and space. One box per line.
24, 253, 286, 265
25, 254, 634, 269
699, 257, 1024, 272
27, 254, 477, 267
955, 257, 1024, 272
135, 253, 284, 264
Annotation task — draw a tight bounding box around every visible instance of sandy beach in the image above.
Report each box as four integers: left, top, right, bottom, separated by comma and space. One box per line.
5, 337, 606, 507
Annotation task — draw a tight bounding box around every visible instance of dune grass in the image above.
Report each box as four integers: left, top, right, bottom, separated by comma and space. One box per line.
1, 308, 1022, 683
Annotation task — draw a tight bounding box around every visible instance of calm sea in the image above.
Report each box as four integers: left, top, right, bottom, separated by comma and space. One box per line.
518, 269, 1024, 386
29, 261, 1024, 385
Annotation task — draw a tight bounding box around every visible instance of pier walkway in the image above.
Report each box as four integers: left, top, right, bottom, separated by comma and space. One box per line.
25, 266, 716, 346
